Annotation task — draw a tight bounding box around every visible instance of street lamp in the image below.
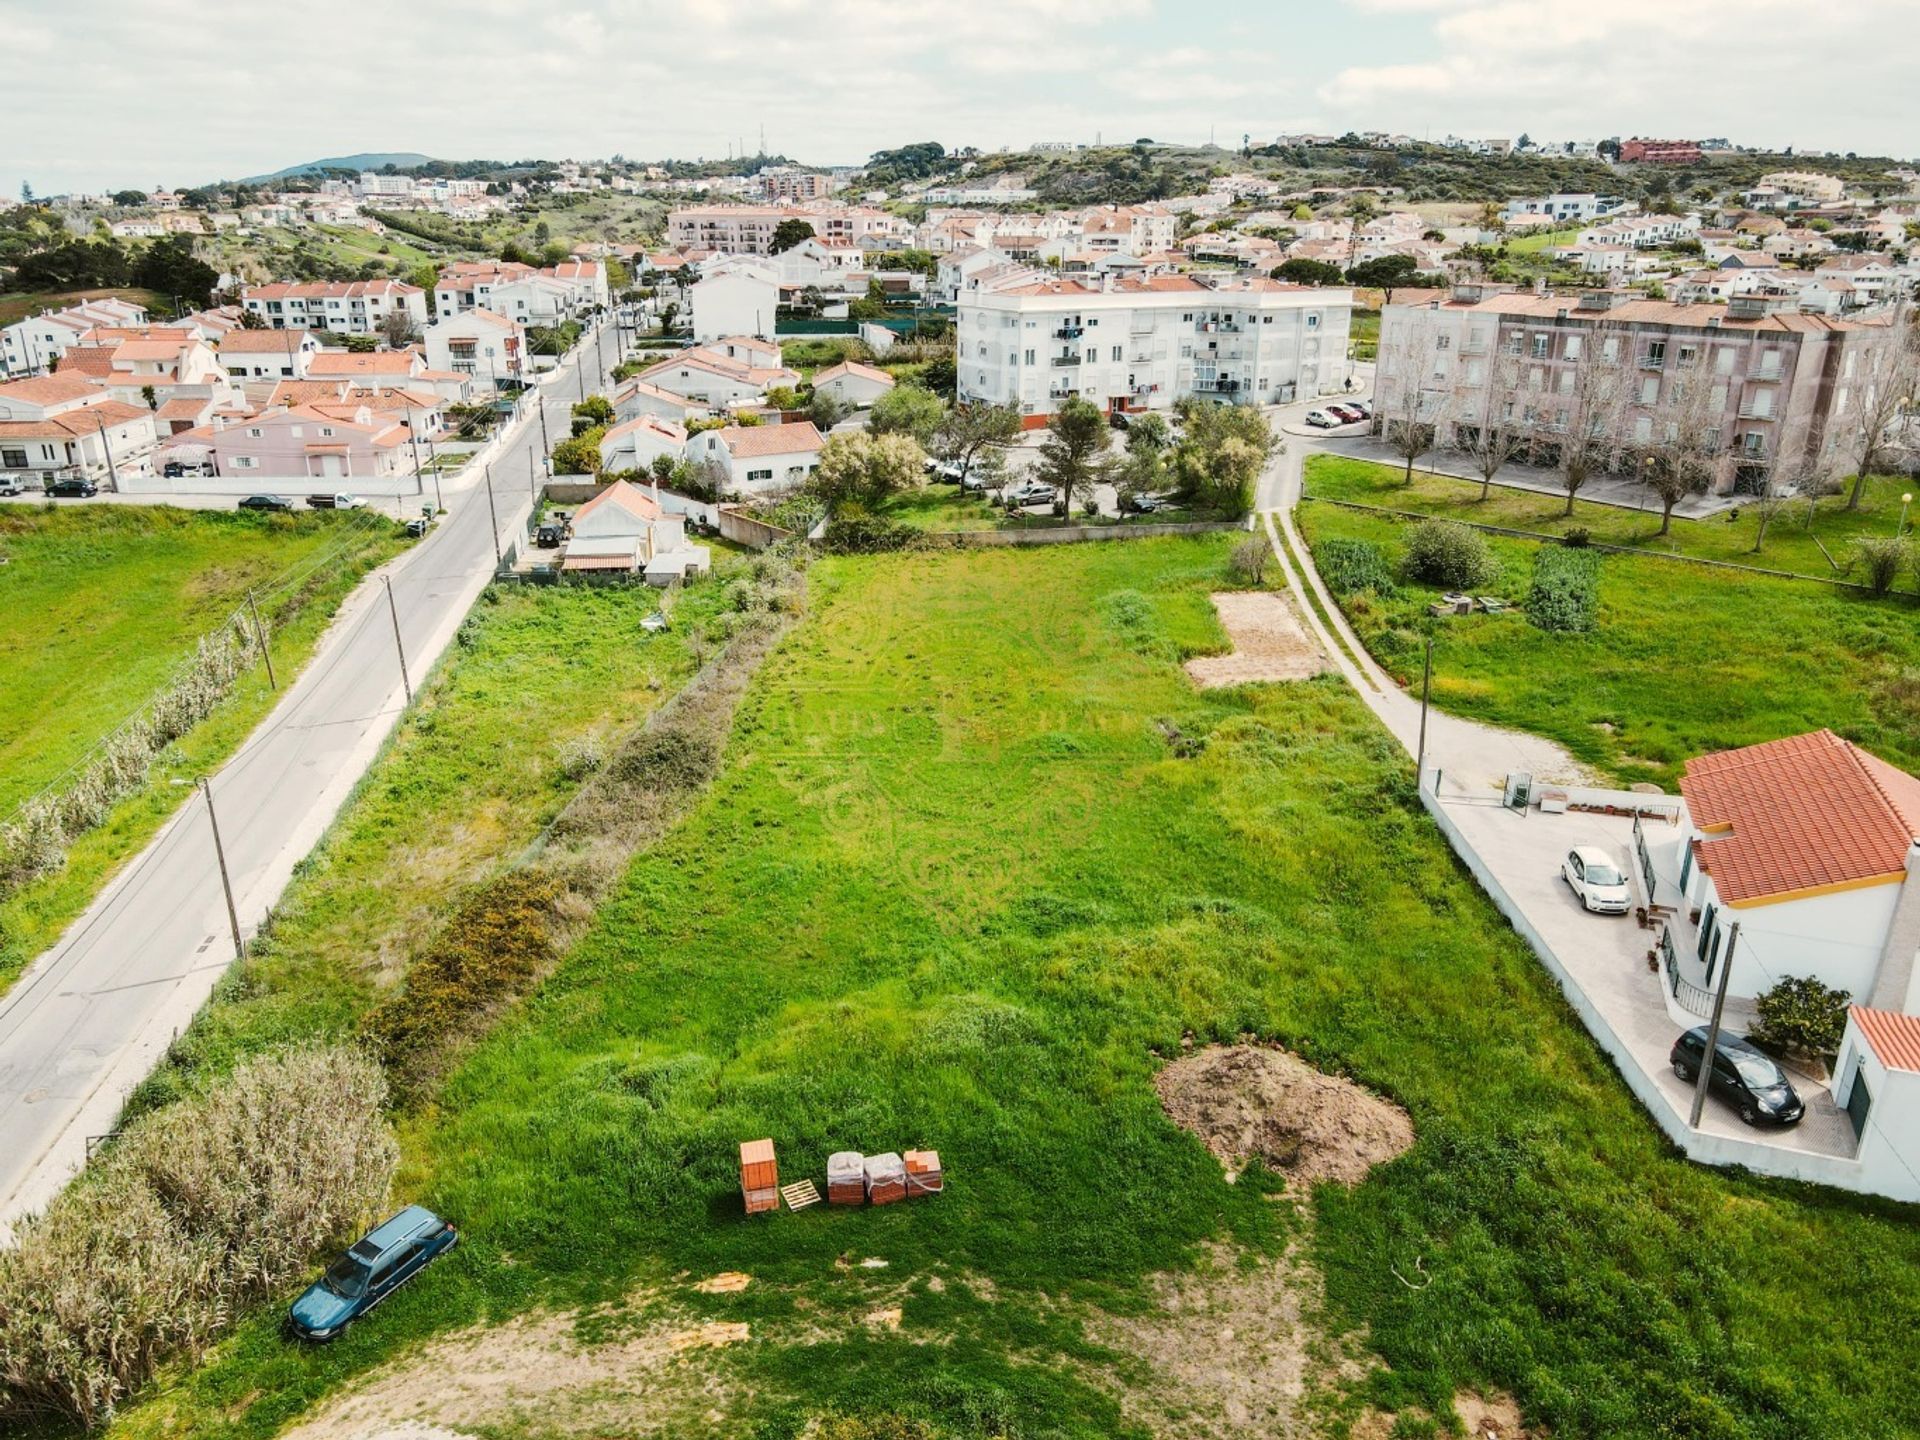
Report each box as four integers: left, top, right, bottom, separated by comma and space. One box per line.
1901, 492, 1913, 538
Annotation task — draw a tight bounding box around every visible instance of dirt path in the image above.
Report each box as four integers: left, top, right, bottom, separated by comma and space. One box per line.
1186, 591, 1328, 687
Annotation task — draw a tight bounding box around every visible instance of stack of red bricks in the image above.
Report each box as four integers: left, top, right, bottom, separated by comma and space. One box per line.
740, 1138, 778, 1215
863, 1152, 907, 1205
904, 1149, 943, 1197
828, 1151, 867, 1206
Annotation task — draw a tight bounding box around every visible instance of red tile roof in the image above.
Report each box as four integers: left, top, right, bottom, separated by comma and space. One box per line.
715, 420, 823, 457
1681, 730, 1920, 904
1852, 1006, 1920, 1073
573, 478, 663, 523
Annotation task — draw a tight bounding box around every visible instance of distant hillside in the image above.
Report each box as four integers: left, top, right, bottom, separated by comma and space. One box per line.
237, 152, 436, 184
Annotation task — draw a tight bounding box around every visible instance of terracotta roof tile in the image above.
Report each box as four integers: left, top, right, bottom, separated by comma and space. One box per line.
715, 420, 823, 457
1852, 1006, 1920, 1073
1681, 730, 1920, 905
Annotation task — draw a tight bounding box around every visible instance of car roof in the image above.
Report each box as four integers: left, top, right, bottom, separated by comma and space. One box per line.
1570, 845, 1617, 864
1680, 1026, 1770, 1059
356, 1204, 442, 1257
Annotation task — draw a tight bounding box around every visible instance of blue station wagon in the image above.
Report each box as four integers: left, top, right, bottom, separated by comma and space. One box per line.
288, 1205, 457, 1341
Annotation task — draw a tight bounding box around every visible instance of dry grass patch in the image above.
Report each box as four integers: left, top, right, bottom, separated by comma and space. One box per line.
1185, 591, 1327, 687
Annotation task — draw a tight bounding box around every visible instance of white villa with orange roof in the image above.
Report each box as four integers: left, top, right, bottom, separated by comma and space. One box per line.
0, 374, 160, 482
597, 414, 688, 474
238, 280, 428, 336
811, 358, 895, 408
218, 329, 324, 382
559, 478, 708, 583
683, 420, 824, 495
636, 343, 799, 409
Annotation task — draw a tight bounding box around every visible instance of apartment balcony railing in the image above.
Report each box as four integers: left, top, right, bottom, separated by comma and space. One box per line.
1198, 320, 1244, 334
1640, 355, 1666, 370
1050, 355, 1081, 367
1054, 325, 1084, 339
1736, 407, 1778, 421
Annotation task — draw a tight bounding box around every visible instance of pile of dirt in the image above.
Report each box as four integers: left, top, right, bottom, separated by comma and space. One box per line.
1185, 592, 1327, 688
1153, 1044, 1413, 1186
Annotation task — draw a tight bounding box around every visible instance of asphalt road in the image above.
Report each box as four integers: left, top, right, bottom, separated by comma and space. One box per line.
0, 331, 609, 1235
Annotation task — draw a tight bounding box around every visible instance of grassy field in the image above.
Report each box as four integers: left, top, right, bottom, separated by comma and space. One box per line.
1305, 453, 1916, 584
0, 505, 406, 990
1504, 224, 1580, 255
111, 538, 1920, 1440
1348, 308, 1379, 361
1298, 471, 1920, 785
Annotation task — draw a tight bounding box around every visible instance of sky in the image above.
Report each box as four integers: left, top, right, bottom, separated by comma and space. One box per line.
7, 0, 1914, 196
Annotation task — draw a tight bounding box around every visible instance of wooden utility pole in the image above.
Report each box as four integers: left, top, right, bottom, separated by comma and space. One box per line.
198, 778, 243, 959
245, 590, 276, 690
383, 574, 412, 703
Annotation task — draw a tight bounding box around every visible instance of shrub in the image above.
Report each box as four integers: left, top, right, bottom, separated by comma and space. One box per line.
1749, 975, 1852, 1059
818, 514, 922, 554
555, 734, 605, 782
0, 1047, 395, 1430
1315, 538, 1396, 596
1229, 536, 1271, 585
1526, 546, 1600, 633
1402, 519, 1495, 590
1562, 526, 1592, 548
1853, 536, 1909, 596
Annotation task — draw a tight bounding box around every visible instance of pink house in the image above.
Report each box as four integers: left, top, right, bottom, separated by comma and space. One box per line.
164, 403, 413, 482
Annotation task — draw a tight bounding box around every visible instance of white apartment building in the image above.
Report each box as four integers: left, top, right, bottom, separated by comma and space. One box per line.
0, 296, 150, 377
757, 169, 834, 202
1503, 194, 1626, 224
667, 204, 903, 255
1576, 213, 1702, 249
423, 308, 529, 386
240, 280, 429, 335
957, 273, 1354, 417
433, 260, 608, 325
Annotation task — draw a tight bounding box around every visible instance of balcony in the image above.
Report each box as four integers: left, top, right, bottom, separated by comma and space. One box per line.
1639, 355, 1666, 370
1197, 320, 1244, 334
1050, 355, 1081, 368
1053, 325, 1084, 339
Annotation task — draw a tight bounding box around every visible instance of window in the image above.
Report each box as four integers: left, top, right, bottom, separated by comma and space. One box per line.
1306, 314, 1320, 329
1563, 335, 1583, 361
1504, 333, 1525, 355
1111, 345, 1122, 362
1715, 346, 1735, 374
1640, 376, 1661, 405
1646, 339, 1667, 367
233, 456, 258, 469
1603, 336, 1621, 361
1676, 344, 1698, 367
747, 467, 773, 482
246, 427, 263, 438
0, 448, 25, 468
1024, 348, 1035, 366
1530, 333, 1549, 358
1436, 334, 1452, 351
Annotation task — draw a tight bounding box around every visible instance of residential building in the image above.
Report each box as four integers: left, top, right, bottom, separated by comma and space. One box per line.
683, 420, 824, 495
239, 280, 429, 336
164, 402, 413, 482
558, 478, 709, 583
1750, 171, 1847, 208
957, 271, 1354, 417
633, 342, 798, 409
1831, 1007, 1920, 1200
433, 260, 605, 325
1373, 284, 1899, 492
1576, 213, 1702, 249
690, 262, 779, 342
1503, 194, 1625, 224
598, 414, 690, 473
0, 374, 159, 483
612, 377, 702, 425
666, 204, 902, 255
811, 358, 895, 408
756, 169, 834, 203
423, 308, 529, 387
1619, 138, 1703, 165
219, 329, 324, 382
0, 296, 150, 378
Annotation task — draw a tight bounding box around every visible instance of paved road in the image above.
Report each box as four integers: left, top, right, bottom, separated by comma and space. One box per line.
0, 330, 611, 1235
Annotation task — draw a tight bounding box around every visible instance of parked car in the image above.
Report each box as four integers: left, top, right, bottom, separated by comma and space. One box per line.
1304, 409, 1340, 429
1121, 490, 1169, 514
930, 460, 967, 485
959, 467, 992, 493
535, 521, 566, 548
44, 476, 98, 498
307, 493, 367, 510
1561, 846, 1632, 914
404, 516, 431, 538
1669, 1028, 1805, 1127
0, 473, 28, 497
287, 1205, 458, 1341
238, 494, 293, 512
163, 460, 214, 478
1349, 399, 1372, 420
1006, 480, 1057, 508
1326, 404, 1365, 425
1108, 409, 1132, 431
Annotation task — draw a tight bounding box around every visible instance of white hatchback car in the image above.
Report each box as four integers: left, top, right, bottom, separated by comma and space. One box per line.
1562, 846, 1632, 914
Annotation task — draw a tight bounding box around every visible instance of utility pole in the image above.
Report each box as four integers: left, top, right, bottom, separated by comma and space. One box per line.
245, 590, 276, 690
383, 574, 412, 703
482, 463, 502, 568
595, 323, 607, 388
407, 424, 426, 503
528, 446, 539, 501
1689, 921, 1741, 1128
198, 778, 243, 960
537, 390, 552, 467
1415, 633, 1434, 790
92, 414, 119, 491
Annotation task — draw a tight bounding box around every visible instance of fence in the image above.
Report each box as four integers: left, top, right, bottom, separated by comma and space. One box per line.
718, 506, 797, 550
922, 520, 1242, 548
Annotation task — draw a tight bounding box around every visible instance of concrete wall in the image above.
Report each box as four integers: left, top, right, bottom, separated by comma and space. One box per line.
1419, 785, 1910, 1201
717, 505, 794, 550
927, 520, 1242, 548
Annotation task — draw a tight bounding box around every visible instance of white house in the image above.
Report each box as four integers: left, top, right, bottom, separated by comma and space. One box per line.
0, 374, 161, 483
1, 296, 150, 378
812, 358, 895, 409
598, 414, 689, 473
613, 377, 702, 425
1502, 193, 1625, 224
635, 344, 799, 409
423, 308, 528, 387
1665, 730, 1920, 1011
957, 271, 1354, 417
1830, 1007, 1920, 1201
560, 479, 694, 574
683, 420, 825, 496
218, 329, 323, 382
690, 262, 779, 343
239, 280, 429, 336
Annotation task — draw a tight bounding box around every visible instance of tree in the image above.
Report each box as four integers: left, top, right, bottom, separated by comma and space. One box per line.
1749, 975, 1852, 1058
1171, 400, 1276, 517
1274, 257, 1346, 287
1375, 313, 1455, 485
1833, 305, 1918, 509
570, 394, 613, 434
1640, 360, 1723, 535
805, 389, 851, 431
1035, 397, 1110, 516
868, 382, 945, 446
551, 427, 605, 475
1455, 355, 1532, 501
770, 218, 816, 254
379, 307, 418, 349
1554, 323, 1630, 515
140, 384, 157, 412
1345, 254, 1422, 301
811, 431, 925, 510
111, 189, 146, 208
932, 401, 1021, 480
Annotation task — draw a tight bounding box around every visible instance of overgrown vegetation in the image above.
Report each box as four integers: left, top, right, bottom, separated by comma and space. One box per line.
1401, 518, 1494, 590
1525, 546, 1601, 633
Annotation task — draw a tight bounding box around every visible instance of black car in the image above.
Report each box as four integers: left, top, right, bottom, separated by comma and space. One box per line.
1669, 1027, 1804, 1126
44, 476, 98, 498
238, 494, 293, 512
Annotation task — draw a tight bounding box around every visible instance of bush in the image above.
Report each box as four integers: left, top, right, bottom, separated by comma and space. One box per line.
818, 514, 922, 554
1229, 536, 1270, 585
1315, 538, 1397, 596
1526, 546, 1600, 633
1749, 975, 1852, 1059
1562, 526, 1591, 548
0, 1047, 395, 1430
1402, 519, 1495, 590
1853, 536, 1909, 596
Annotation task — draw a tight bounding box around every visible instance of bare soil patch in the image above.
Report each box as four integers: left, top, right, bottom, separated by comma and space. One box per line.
1455, 1388, 1540, 1438
1087, 1240, 1371, 1440
1186, 591, 1327, 687
1153, 1044, 1413, 1187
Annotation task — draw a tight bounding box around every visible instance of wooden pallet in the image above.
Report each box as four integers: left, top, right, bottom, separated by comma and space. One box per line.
780, 1180, 821, 1211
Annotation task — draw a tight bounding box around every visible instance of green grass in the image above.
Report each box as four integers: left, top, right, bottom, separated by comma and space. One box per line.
1504, 224, 1580, 255
113, 538, 1920, 1440
1304, 453, 1915, 584
1298, 494, 1920, 785
1348, 308, 1379, 361
0, 506, 405, 992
